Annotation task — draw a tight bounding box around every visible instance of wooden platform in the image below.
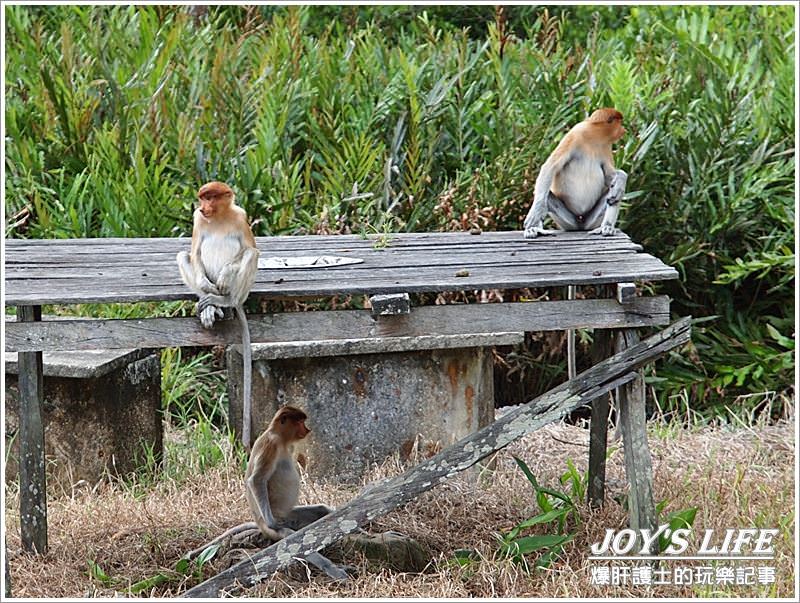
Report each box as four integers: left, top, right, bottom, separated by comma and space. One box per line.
5, 231, 677, 305
5, 229, 680, 561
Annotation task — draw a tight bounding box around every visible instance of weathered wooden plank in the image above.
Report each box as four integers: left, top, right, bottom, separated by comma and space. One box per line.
6, 248, 649, 269
7, 237, 645, 256
247, 332, 525, 360
4, 543, 10, 597
1, 234, 649, 255
5, 230, 641, 250
5, 247, 651, 272
3, 235, 645, 266
615, 328, 657, 550
16, 306, 48, 555
5, 263, 674, 294
2, 253, 667, 280
183, 317, 692, 597
6, 263, 678, 305
0, 239, 650, 255
7, 255, 674, 289
6, 297, 671, 352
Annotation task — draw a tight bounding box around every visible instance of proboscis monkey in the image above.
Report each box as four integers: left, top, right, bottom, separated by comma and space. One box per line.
176, 181, 259, 448
183, 406, 347, 581
523, 108, 628, 238
246, 406, 347, 580
246, 406, 332, 539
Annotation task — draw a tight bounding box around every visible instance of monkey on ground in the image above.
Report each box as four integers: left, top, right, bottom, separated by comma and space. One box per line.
245, 405, 335, 540
523, 108, 628, 239
184, 405, 347, 581
176, 181, 259, 448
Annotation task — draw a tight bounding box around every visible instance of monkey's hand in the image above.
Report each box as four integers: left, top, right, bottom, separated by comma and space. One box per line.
523, 222, 559, 239
198, 276, 220, 295
216, 263, 240, 295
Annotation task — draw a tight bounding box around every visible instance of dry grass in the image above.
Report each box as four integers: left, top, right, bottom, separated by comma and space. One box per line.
4, 417, 795, 598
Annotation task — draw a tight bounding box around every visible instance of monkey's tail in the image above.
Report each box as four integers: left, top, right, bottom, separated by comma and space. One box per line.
236, 305, 252, 451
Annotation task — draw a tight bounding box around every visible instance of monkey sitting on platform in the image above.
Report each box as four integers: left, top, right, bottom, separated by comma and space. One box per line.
523, 108, 628, 238
176, 181, 259, 449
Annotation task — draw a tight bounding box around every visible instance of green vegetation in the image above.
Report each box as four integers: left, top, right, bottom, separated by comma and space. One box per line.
498, 456, 582, 569
4, 5, 795, 415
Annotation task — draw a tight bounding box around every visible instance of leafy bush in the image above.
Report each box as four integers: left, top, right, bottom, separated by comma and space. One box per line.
4, 5, 794, 415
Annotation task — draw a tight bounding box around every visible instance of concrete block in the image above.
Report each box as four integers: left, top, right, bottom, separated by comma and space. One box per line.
227, 333, 523, 482
5, 349, 162, 486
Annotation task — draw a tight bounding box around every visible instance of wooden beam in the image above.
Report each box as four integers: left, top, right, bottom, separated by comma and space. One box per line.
16, 306, 48, 554
616, 328, 658, 551
566, 285, 577, 380
183, 317, 691, 597
6, 297, 671, 352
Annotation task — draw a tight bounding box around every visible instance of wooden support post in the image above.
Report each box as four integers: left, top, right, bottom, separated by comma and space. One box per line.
566, 285, 576, 380
4, 541, 11, 598
587, 329, 613, 507
587, 284, 613, 508
16, 306, 48, 554
615, 328, 657, 550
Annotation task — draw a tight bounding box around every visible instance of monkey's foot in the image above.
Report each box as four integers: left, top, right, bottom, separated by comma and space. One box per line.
523, 226, 559, 239
305, 551, 350, 582
589, 225, 618, 236
199, 304, 224, 329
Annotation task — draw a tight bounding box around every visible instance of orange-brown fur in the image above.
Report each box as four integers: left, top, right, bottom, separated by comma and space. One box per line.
176, 181, 260, 447
524, 108, 627, 237
245, 406, 311, 539
243, 406, 346, 580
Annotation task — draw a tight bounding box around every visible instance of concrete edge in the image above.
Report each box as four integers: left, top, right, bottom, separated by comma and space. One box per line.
235, 332, 526, 360
5, 348, 154, 378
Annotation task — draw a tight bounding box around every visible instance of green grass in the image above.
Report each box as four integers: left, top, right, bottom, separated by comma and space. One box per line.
4, 5, 794, 415
129, 346, 245, 491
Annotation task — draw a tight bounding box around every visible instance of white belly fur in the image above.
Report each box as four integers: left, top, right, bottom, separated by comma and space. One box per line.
268, 457, 300, 518
200, 233, 242, 283
551, 156, 606, 216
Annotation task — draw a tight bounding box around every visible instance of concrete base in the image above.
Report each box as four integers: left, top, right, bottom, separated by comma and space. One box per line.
5, 349, 162, 486
227, 337, 520, 482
